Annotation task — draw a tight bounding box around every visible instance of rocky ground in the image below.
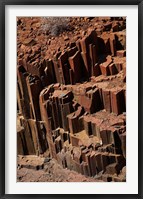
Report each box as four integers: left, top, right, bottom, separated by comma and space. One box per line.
17, 155, 102, 182
17, 17, 126, 63
17, 155, 125, 182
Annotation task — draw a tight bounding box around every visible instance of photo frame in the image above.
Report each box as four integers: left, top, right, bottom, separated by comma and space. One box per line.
0, 0, 143, 198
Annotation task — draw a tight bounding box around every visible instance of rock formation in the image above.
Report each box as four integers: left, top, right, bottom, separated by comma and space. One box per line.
17, 17, 126, 182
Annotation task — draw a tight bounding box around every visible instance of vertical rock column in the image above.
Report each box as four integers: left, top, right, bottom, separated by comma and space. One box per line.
39, 88, 57, 159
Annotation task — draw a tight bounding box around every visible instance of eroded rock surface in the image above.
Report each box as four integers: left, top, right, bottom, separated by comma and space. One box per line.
17, 17, 126, 182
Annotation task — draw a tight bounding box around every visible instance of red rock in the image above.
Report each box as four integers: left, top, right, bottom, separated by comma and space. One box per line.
100, 62, 110, 76
120, 132, 126, 158
64, 36, 69, 41
96, 28, 103, 36
110, 88, 126, 115
17, 127, 25, 155
102, 174, 112, 182
109, 63, 118, 75
101, 33, 111, 54
68, 51, 82, 83
100, 130, 108, 145
81, 51, 91, 76
112, 22, 119, 32
89, 151, 97, 176
102, 88, 111, 112
80, 35, 89, 53
26, 75, 42, 120
17, 17, 126, 182
101, 153, 109, 170
93, 63, 101, 77
110, 34, 116, 56
94, 153, 102, 172
100, 56, 112, 76
70, 134, 81, 147
116, 50, 126, 57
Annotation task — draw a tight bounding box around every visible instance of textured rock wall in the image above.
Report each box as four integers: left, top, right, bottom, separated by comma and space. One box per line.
17, 17, 126, 181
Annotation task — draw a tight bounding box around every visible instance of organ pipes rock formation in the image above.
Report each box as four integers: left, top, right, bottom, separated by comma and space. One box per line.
17, 17, 126, 182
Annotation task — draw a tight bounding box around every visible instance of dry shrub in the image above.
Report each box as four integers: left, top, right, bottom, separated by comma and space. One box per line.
41, 17, 71, 36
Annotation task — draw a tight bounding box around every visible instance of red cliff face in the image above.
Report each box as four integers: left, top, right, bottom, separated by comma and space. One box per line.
17, 17, 126, 182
